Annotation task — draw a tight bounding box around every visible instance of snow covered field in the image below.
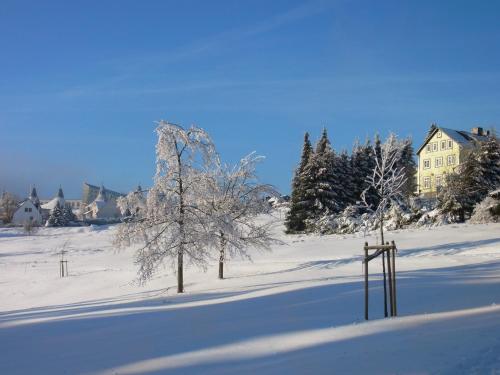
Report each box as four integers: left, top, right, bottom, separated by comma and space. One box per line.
1, 219, 500, 374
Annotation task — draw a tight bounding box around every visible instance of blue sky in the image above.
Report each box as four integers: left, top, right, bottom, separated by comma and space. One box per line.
1, 0, 499, 198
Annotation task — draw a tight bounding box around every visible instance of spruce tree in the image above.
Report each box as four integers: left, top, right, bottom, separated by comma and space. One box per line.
476, 136, 500, 196
285, 132, 314, 233
398, 137, 417, 198
303, 128, 339, 215
47, 202, 68, 227
62, 205, 76, 223
336, 150, 355, 208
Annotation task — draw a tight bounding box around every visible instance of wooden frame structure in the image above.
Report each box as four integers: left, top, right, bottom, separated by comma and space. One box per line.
363, 240, 398, 320
59, 249, 68, 278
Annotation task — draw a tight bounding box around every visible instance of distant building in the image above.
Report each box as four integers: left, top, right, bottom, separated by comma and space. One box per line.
83, 185, 122, 219
416, 126, 491, 197
82, 182, 124, 205
12, 187, 42, 225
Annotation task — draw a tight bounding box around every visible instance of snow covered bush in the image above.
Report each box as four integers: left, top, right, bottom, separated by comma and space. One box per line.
470, 190, 500, 223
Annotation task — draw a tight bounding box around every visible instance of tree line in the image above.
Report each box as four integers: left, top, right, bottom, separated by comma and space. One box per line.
438, 135, 500, 221
285, 129, 416, 233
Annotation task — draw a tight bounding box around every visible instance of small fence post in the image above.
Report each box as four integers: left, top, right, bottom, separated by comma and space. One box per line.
364, 242, 369, 321
391, 241, 397, 316
386, 242, 393, 317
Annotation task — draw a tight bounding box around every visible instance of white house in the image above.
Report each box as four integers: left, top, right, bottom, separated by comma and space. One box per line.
85, 185, 121, 219
41, 187, 65, 211
12, 199, 42, 225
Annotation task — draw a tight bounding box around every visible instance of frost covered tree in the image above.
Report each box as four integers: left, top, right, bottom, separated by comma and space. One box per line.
335, 150, 355, 208
398, 138, 417, 198
438, 137, 499, 221
47, 202, 67, 227
476, 136, 500, 196
285, 132, 314, 233
304, 128, 339, 216
361, 134, 407, 244
115, 121, 218, 293
62, 205, 76, 223
0, 192, 19, 224
202, 153, 279, 279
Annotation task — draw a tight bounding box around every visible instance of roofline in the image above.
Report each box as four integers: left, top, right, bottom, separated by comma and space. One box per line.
416, 127, 440, 155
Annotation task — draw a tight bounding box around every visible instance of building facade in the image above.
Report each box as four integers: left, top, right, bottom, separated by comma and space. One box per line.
417, 126, 490, 197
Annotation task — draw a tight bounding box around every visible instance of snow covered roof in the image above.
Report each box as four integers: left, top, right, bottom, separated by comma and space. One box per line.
417, 126, 490, 155
41, 196, 65, 210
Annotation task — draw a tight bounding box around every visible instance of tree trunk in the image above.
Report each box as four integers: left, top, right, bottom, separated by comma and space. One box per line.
176, 142, 185, 293
177, 248, 184, 293
218, 232, 225, 280
379, 213, 385, 245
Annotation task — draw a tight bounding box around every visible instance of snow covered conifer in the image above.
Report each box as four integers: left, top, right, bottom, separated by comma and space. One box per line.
285, 132, 314, 233
304, 128, 339, 215
335, 150, 355, 208
476, 136, 500, 197
398, 137, 417, 198
47, 202, 67, 227
62, 204, 76, 223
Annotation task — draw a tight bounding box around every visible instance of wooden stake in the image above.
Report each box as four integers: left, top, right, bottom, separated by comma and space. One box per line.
386, 242, 393, 317
364, 242, 369, 321
391, 241, 397, 316
382, 251, 388, 317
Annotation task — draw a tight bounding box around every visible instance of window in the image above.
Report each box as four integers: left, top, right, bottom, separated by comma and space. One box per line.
432, 142, 438, 152
426, 144, 431, 153
28, 207, 32, 212
435, 157, 443, 167
25, 207, 29, 212
424, 177, 431, 189
435, 176, 442, 187
441, 140, 446, 150
447, 140, 453, 149
423, 159, 431, 169
437, 131, 442, 138
447, 155, 455, 165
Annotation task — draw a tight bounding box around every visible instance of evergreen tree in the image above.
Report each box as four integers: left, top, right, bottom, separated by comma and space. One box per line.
335, 150, 356, 208
62, 205, 76, 223
360, 138, 379, 208
476, 136, 500, 196
47, 202, 68, 227
285, 132, 314, 233
397, 137, 417, 198
303, 128, 339, 215
425, 123, 438, 143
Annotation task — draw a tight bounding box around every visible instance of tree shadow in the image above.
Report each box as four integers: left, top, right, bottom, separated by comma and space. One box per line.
1, 259, 500, 374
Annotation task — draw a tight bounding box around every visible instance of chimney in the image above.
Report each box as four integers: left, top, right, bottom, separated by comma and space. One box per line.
471, 127, 484, 136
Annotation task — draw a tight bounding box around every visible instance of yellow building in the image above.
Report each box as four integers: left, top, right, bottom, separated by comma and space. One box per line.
416, 126, 490, 197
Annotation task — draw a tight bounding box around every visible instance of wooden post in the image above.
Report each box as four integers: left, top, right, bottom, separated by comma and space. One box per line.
382, 251, 388, 317
364, 242, 369, 321
391, 241, 397, 316
386, 242, 393, 317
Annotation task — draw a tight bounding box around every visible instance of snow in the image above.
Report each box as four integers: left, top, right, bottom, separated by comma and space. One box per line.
1, 220, 500, 374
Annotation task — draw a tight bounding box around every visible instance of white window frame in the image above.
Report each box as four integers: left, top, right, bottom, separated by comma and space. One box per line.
423, 159, 431, 169
437, 131, 442, 138
435, 157, 443, 168
447, 155, 455, 165
426, 144, 431, 153
435, 175, 442, 187
440, 140, 446, 150
423, 177, 431, 189
447, 140, 453, 149
432, 142, 438, 152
